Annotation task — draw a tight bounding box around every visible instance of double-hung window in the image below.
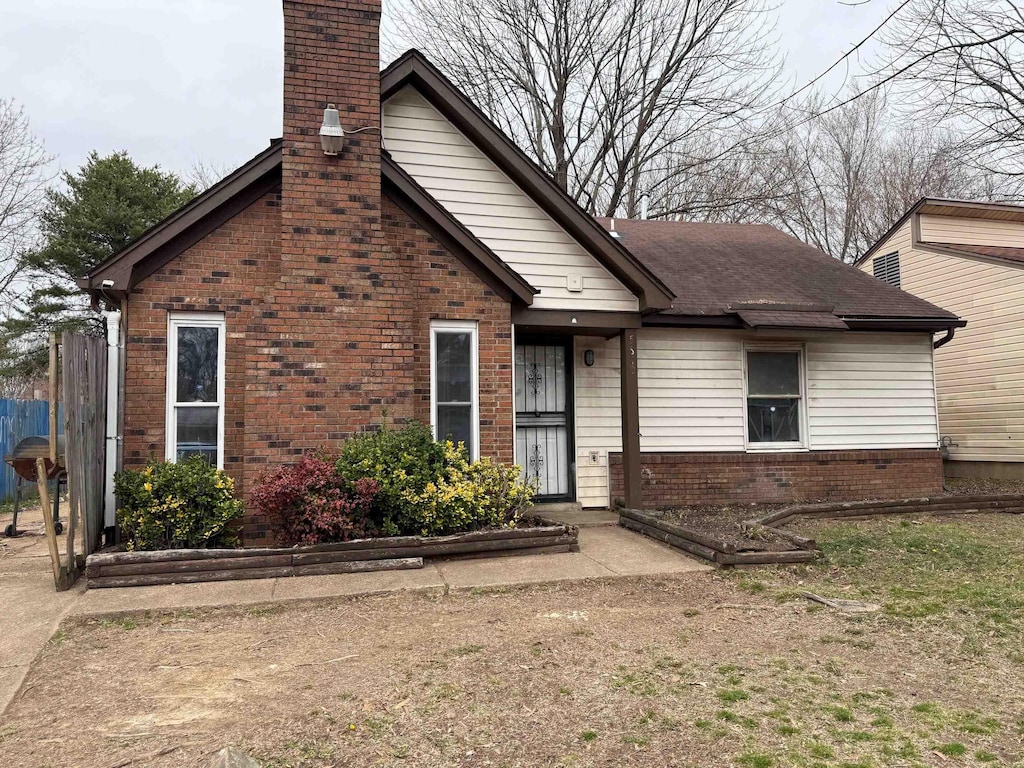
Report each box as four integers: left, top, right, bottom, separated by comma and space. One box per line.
745, 348, 804, 448
430, 320, 478, 459
166, 313, 225, 467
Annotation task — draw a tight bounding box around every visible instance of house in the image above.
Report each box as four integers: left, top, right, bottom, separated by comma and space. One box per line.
79, 0, 963, 543
858, 198, 1024, 479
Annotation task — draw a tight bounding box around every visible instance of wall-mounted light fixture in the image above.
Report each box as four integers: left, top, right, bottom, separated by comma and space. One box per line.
583, 349, 595, 367
319, 103, 345, 155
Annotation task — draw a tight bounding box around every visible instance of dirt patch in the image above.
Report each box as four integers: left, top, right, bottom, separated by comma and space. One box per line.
659, 504, 794, 552
2, 513, 1022, 767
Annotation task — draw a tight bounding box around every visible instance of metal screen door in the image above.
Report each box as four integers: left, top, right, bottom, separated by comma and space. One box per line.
515, 343, 572, 498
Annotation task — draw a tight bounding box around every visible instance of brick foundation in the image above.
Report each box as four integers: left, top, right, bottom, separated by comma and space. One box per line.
609, 449, 945, 508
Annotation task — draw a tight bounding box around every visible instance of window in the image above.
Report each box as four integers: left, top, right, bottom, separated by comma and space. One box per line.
872, 251, 900, 287
166, 313, 225, 467
430, 320, 478, 459
745, 349, 803, 447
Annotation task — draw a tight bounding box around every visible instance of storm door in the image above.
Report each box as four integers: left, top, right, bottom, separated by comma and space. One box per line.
515, 341, 573, 500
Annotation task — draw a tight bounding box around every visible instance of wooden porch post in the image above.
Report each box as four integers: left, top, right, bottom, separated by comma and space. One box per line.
620, 328, 642, 509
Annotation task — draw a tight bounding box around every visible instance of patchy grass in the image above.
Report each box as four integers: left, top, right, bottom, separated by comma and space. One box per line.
1, 514, 1022, 767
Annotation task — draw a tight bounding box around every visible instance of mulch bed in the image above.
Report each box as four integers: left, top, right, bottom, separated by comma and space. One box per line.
659, 504, 794, 553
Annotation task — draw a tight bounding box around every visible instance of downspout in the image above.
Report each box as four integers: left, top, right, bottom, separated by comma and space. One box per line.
933, 328, 955, 349
101, 308, 122, 542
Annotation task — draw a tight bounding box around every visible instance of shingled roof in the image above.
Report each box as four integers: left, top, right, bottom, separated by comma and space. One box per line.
598, 218, 962, 331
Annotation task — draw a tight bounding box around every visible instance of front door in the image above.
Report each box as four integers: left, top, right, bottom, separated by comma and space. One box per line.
515, 341, 573, 500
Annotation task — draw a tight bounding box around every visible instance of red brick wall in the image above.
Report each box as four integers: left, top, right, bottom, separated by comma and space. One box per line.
122, 189, 513, 541
609, 449, 945, 508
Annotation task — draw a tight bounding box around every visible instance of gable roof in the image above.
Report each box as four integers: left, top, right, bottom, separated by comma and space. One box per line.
919, 241, 1024, 267
599, 218, 962, 331
80, 142, 538, 305
79, 140, 283, 297
857, 197, 1024, 266
380, 50, 675, 312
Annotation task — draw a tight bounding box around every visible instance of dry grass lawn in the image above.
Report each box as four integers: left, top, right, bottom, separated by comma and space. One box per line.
1, 514, 1022, 768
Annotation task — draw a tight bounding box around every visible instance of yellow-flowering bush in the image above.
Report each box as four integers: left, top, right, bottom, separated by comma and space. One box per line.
400, 441, 535, 536
114, 456, 243, 551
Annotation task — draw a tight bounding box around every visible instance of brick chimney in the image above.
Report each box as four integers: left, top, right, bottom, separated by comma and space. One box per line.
246, 0, 403, 493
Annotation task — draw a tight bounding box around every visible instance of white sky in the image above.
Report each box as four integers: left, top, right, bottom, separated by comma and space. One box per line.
0, 0, 893, 182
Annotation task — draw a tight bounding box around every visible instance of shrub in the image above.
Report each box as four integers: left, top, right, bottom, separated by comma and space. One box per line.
335, 421, 535, 536
335, 420, 447, 534
114, 456, 243, 551
250, 453, 379, 546
399, 441, 534, 536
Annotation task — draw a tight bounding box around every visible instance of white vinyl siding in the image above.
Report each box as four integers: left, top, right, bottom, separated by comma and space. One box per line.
637, 330, 746, 452
919, 214, 1024, 248
571, 328, 939, 507
382, 87, 639, 312
805, 334, 939, 449
861, 219, 1024, 462
573, 336, 620, 508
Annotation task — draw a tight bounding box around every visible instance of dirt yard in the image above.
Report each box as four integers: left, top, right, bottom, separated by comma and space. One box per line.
1, 514, 1022, 767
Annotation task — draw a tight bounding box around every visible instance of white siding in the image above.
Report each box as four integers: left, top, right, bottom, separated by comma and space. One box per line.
382, 87, 639, 312
637, 329, 746, 452
571, 328, 940, 506
919, 214, 1024, 248
573, 336, 620, 508
805, 334, 939, 450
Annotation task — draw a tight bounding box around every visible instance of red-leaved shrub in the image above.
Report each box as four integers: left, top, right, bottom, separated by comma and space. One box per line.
250, 454, 379, 546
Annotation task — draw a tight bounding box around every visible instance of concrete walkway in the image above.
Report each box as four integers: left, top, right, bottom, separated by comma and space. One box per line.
1, 517, 708, 715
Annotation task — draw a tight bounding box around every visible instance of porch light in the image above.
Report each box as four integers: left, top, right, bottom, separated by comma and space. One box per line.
319, 103, 345, 155
584, 349, 595, 367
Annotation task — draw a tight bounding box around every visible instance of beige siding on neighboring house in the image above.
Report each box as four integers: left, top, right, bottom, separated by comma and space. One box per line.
382, 87, 639, 312
862, 224, 1024, 462
919, 214, 1024, 247
805, 334, 939, 449
570, 328, 937, 507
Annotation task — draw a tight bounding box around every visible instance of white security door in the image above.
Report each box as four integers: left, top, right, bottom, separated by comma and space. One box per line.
515, 343, 572, 498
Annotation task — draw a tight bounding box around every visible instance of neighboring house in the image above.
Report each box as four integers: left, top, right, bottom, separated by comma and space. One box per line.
858, 198, 1024, 479
79, 0, 963, 542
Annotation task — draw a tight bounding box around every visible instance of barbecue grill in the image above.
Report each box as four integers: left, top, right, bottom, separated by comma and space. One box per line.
3, 435, 66, 537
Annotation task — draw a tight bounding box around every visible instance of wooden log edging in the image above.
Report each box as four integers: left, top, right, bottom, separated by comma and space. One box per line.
748, 493, 1024, 529
618, 508, 818, 567
84, 524, 579, 589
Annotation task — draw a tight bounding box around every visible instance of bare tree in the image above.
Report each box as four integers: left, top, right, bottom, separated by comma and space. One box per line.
757, 89, 990, 262
185, 158, 233, 191
0, 99, 50, 306
393, 0, 780, 217
878, 0, 1024, 192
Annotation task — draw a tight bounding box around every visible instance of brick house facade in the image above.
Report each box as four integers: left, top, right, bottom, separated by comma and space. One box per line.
81, 0, 962, 543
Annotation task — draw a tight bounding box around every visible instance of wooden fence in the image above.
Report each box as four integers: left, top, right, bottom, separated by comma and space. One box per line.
61, 332, 107, 558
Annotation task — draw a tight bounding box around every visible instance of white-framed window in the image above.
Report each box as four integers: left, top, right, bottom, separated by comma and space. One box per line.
743, 346, 806, 450
166, 312, 226, 468
430, 320, 479, 459
872, 251, 901, 287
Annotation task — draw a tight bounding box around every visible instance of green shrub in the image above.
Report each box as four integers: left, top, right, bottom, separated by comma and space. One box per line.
335, 421, 534, 536
114, 456, 243, 551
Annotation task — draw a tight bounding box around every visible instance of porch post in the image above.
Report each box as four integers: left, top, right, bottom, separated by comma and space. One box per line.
620, 328, 642, 508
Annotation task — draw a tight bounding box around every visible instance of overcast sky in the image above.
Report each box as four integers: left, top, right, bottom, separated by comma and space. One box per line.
1, 0, 892, 183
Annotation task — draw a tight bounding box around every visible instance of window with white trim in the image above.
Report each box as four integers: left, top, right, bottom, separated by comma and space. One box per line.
872, 251, 900, 287
745, 348, 804, 448
166, 313, 225, 467
430, 320, 479, 459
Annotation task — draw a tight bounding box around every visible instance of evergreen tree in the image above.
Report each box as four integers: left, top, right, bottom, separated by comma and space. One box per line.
0, 151, 195, 377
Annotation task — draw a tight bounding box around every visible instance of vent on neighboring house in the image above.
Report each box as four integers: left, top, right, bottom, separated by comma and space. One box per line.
872, 251, 901, 287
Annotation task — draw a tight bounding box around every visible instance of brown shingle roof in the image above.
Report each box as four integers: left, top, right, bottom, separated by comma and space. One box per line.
598, 218, 959, 324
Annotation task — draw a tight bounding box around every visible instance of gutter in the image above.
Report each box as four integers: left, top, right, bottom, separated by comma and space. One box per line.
101, 309, 122, 541
933, 328, 956, 349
